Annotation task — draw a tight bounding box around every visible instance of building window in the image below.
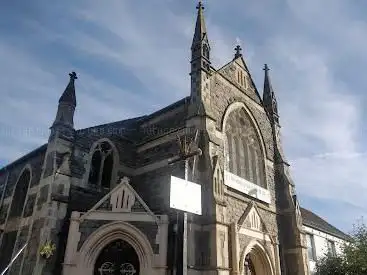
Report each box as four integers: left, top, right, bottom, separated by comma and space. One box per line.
306, 234, 316, 261
327, 240, 336, 256
88, 141, 115, 188
225, 107, 265, 188
9, 169, 31, 218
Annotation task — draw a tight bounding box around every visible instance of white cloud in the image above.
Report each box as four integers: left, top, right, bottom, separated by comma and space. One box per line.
252, 0, 367, 222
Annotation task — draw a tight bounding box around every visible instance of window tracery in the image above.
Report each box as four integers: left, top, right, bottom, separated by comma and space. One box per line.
225, 108, 265, 188
88, 141, 115, 188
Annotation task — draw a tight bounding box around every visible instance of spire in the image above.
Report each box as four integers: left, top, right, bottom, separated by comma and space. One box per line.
192, 1, 207, 48
190, 1, 210, 73
59, 72, 77, 107
234, 45, 242, 59
263, 64, 279, 123
51, 72, 78, 133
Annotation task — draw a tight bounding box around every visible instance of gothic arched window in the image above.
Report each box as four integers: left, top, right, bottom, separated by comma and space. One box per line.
225, 108, 266, 188
9, 168, 31, 218
88, 141, 115, 188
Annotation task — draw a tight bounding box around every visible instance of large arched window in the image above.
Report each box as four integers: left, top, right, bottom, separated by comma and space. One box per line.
225, 107, 265, 188
88, 141, 115, 188
8, 168, 31, 218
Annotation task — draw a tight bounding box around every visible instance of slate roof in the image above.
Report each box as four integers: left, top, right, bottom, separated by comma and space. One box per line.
301, 207, 352, 241
0, 144, 47, 173
75, 96, 189, 144
76, 116, 146, 143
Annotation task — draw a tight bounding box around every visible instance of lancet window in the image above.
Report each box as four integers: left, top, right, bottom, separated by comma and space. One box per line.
88, 141, 115, 188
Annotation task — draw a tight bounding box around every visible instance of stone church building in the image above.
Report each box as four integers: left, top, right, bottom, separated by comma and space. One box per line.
0, 2, 349, 275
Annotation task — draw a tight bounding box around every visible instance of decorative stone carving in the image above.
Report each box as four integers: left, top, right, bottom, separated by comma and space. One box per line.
238, 202, 266, 233
212, 156, 225, 205
110, 184, 136, 212
248, 208, 261, 231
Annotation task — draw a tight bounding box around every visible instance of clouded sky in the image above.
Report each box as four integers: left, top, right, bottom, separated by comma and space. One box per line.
1, 0, 366, 233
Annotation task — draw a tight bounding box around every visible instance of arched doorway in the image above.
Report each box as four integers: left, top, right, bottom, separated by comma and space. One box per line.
242, 241, 274, 275
94, 239, 140, 275
244, 254, 256, 275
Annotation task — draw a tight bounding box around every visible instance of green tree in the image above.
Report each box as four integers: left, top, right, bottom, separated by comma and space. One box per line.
315, 220, 367, 275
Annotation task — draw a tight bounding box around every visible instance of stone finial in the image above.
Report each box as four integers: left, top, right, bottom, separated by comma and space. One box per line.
196, 0, 204, 10
263, 64, 270, 72
69, 71, 78, 81
234, 45, 242, 59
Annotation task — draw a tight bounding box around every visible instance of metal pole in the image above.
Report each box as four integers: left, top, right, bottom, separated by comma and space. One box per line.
0, 242, 28, 275
182, 159, 189, 275
168, 133, 201, 275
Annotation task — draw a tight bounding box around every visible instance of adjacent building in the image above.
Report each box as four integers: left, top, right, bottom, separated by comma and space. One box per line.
301, 208, 351, 274
0, 2, 350, 275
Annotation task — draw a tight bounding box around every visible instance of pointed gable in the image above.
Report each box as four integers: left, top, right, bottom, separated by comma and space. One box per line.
217, 55, 262, 104
238, 202, 268, 233
80, 177, 157, 222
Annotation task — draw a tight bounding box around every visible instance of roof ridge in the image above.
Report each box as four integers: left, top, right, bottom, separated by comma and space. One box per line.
300, 207, 351, 240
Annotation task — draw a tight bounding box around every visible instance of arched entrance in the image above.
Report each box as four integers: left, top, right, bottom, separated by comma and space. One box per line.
244, 255, 256, 275
94, 239, 140, 275
69, 222, 155, 275
242, 241, 274, 275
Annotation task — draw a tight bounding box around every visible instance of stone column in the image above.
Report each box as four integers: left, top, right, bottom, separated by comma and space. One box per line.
230, 222, 240, 275
62, 211, 81, 275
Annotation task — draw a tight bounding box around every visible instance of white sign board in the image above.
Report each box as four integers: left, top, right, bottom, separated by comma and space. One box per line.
224, 171, 271, 204
170, 176, 202, 215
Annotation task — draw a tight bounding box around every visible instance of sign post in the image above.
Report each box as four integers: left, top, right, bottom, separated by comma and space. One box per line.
168, 133, 202, 275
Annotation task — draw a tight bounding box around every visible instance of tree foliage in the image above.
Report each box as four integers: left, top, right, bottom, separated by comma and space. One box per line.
315, 220, 367, 275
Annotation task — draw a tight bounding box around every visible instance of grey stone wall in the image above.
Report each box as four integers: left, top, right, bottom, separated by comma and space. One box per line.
135, 138, 182, 167
36, 185, 49, 211
0, 203, 8, 224
218, 62, 262, 105
257, 208, 278, 236
224, 195, 248, 224
77, 220, 159, 254
8, 226, 29, 275
23, 194, 36, 218
43, 151, 55, 178
132, 162, 184, 214
20, 218, 44, 275
69, 184, 109, 212
194, 230, 211, 266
